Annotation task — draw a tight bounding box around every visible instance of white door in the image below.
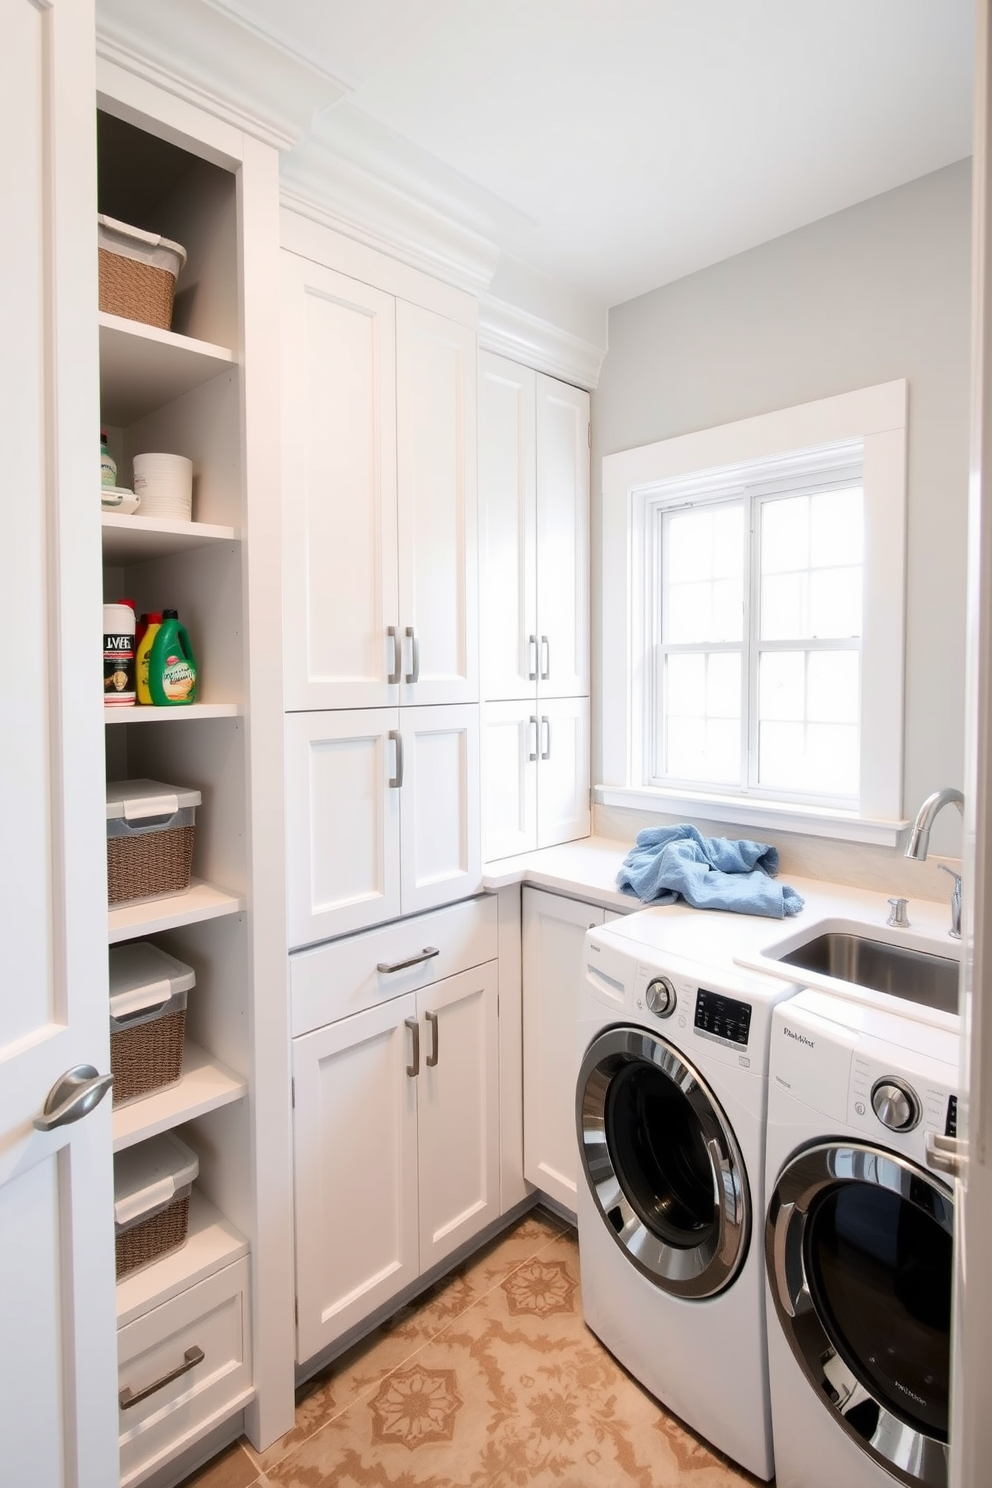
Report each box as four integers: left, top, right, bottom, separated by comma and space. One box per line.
417, 964, 500, 1270
0, 0, 120, 1481
284, 709, 401, 946
400, 704, 482, 915
396, 300, 479, 706
478, 352, 537, 701
281, 255, 399, 712
482, 700, 538, 861
292, 996, 420, 1362
951, 5, 992, 1479
522, 890, 605, 1211
537, 697, 591, 849
535, 374, 590, 700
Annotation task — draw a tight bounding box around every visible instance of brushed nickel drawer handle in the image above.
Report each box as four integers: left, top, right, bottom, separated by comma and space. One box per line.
426, 1009, 439, 1067
388, 730, 404, 789
540, 634, 550, 680
405, 626, 420, 684
528, 716, 538, 762
541, 716, 550, 760
405, 1016, 420, 1078
377, 946, 439, 974
528, 634, 538, 682
119, 1345, 204, 1411
387, 626, 401, 686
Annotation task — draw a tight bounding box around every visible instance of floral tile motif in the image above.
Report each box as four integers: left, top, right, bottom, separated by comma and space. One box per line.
369, 1365, 463, 1449
500, 1257, 577, 1318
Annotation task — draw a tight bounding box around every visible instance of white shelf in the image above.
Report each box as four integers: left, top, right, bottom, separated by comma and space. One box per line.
112, 1042, 247, 1152
99, 313, 236, 425
105, 703, 242, 726
101, 513, 239, 564
115, 1189, 249, 1327
108, 878, 244, 944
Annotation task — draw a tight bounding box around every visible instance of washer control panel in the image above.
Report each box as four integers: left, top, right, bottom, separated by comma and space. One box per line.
645, 977, 677, 1018
871, 1077, 921, 1132
694, 988, 752, 1049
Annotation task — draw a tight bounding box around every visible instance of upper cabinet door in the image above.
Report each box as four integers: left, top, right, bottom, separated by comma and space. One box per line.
479, 352, 537, 701
396, 301, 479, 706
281, 255, 399, 712
400, 704, 482, 916
536, 374, 590, 699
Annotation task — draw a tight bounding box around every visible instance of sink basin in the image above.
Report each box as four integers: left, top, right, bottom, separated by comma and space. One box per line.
776, 931, 960, 1016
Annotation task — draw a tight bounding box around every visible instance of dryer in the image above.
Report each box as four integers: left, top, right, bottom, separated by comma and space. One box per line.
764, 987, 959, 1488
576, 914, 800, 1481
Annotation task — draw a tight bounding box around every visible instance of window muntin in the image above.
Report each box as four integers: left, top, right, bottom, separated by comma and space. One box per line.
650, 454, 864, 807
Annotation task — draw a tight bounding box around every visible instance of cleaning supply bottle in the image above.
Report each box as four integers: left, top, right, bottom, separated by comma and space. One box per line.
100, 432, 117, 489
136, 611, 163, 705
148, 610, 198, 705
103, 599, 136, 707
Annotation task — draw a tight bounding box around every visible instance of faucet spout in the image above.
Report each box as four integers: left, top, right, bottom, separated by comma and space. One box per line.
904, 787, 965, 861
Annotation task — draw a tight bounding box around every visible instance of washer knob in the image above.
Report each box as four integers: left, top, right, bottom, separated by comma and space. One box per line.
871, 1078, 920, 1132
645, 977, 677, 1018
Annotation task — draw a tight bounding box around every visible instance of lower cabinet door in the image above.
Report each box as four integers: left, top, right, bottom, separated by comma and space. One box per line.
117, 1259, 252, 1488
417, 962, 500, 1271
293, 995, 420, 1363
536, 696, 590, 849
522, 888, 605, 1211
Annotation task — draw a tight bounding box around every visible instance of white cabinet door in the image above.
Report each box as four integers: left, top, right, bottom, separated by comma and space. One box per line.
0, 2, 119, 1482
293, 996, 420, 1363
479, 352, 537, 701
536, 374, 590, 700
417, 964, 500, 1271
400, 704, 482, 915
537, 697, 591, 849
522, 889, 605, 1211
396, 301, 479, 706
482, 700, 538, 860
281, 255, 399, 712
285, 709, 401, 946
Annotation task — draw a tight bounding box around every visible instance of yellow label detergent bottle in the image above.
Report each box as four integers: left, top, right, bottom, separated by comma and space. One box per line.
148, 609, 198, 705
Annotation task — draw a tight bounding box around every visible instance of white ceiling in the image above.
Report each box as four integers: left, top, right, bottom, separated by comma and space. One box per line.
215, 0, 973, 310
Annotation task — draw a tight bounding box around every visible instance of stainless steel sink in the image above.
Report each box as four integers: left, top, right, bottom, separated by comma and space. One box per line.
777, 932, 960, 1016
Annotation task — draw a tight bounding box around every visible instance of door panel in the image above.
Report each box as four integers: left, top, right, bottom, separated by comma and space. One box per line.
0, 0, 118, 1480
285, 710, 401, 946
281, 256, 398, 711
400, 705, 481, 915
479, 352, 537, 701
292, 996, 419, 1362
482, 701, 538, 861
417, 965, 500, 1269
396, 301, 478, 705
537, 697, 591, 849
536, 375, 590, 699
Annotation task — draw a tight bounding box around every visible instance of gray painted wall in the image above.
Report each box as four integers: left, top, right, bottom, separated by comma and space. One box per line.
592, 159, 972, 881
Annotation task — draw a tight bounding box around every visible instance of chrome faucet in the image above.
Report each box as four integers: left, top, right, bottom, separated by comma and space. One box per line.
905, 788, 964, 938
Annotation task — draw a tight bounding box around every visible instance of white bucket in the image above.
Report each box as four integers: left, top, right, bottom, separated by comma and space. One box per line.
133, 453, 193, 521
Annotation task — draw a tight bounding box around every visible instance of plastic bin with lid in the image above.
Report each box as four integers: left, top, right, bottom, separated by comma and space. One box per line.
106, 779, 201, 905
114, 1131, 198, 1280
109, 942, 195, 1106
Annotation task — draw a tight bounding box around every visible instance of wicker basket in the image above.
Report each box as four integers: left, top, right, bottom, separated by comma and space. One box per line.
116, 1192, 191, 1279
111, 1008, 187, 1106
114, 1132, 198, 1281
97, 215, 187, 331
106, 781, 201, 906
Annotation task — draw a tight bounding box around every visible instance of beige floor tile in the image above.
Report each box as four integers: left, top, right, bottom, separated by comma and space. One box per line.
175, 1439, 260, 1488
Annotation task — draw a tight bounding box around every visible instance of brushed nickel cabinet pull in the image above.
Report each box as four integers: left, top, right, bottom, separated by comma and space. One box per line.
119, 1345, 204, 1411
540, 635, 550, 680
528, 634, 538, 682
387, 626, 401, 685
377, 946, 439, 974
528, 716, 538, 762
388, 730, 404, 790
405, 626, 420, 684
405, 1016, 420, 1078
541, 716, 550, 760
426, 1010, 439, 1067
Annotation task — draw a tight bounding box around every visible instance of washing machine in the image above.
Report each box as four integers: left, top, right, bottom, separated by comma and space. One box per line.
764, 986, 959, 1488
576, 912, 801, 1481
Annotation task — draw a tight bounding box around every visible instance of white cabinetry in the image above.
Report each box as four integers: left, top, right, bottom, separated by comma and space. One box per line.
479, 353, 590, 858
291, 898, 500, 1364
521, 889, 623, 1213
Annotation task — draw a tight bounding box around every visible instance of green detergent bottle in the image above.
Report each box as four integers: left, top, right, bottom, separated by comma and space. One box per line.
148, 610, 198, 705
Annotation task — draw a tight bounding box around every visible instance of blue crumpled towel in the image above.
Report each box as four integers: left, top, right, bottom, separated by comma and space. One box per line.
616, 825, 804, 918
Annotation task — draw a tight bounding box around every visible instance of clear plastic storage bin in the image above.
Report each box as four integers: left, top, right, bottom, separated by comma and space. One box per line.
109, 942, 195, 1106
106, 780, 201, 905
114, 1132, 198, 1280
97, 214, 187, 330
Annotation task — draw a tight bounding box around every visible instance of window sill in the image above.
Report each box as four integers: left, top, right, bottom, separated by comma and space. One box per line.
595, 785, 908, 848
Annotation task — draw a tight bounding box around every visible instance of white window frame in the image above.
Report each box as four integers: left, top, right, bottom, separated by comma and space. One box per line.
600, 380, 908, 846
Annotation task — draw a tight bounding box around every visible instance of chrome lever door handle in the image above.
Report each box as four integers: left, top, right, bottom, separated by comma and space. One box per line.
405, 1016, 420, 1078
387, 626, 401, 685
426, 1010, 439, 1067
528, 634, 538, 682
34, 1065, 114, 1132
388, 730, 404, 789
405, 626, 420, 684
119, 1345, 204, 1410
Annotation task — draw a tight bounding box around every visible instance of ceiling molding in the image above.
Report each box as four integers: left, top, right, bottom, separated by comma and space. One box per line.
96, 0, 348, 151
478, 294, 606, 391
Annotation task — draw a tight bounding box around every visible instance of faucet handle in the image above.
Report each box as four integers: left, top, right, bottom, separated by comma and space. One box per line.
887, 897, 910, 928
936, 865, 963, 940
936, 864, 961, 884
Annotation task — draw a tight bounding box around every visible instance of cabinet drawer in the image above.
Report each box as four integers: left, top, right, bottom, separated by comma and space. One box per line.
117, 1258, 251, 1488
290, 893, 498, 1037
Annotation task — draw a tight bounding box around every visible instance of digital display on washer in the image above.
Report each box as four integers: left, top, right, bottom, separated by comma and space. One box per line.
946, 1094, 958, 1138
694, 989, 752, 1048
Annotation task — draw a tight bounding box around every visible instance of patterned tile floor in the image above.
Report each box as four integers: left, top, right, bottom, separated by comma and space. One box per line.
179, 1211, 763, 1488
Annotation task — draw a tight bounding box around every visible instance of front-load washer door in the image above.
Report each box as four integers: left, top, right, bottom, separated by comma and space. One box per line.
576, 1025, 750, 1299
766, 1141, 954, 1488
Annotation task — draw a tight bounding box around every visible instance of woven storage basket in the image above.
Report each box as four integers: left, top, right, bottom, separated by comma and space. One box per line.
97, 215, 187, 331
106, 781, 201, 906
114, 1132, 198, 1281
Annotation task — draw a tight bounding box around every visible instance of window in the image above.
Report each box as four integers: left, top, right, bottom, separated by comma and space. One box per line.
601, 383, 907, 845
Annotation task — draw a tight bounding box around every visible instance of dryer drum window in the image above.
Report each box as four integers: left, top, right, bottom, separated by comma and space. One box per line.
576, 1025, 751, 1298
766, 1141, 953, 1488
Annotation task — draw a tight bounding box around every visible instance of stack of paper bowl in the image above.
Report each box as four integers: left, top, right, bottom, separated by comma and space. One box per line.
132, 453, 193, 521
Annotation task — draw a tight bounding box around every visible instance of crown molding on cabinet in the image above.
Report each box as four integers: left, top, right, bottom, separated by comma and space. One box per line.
96, 0, 348, 150
478, 294, 606, 392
